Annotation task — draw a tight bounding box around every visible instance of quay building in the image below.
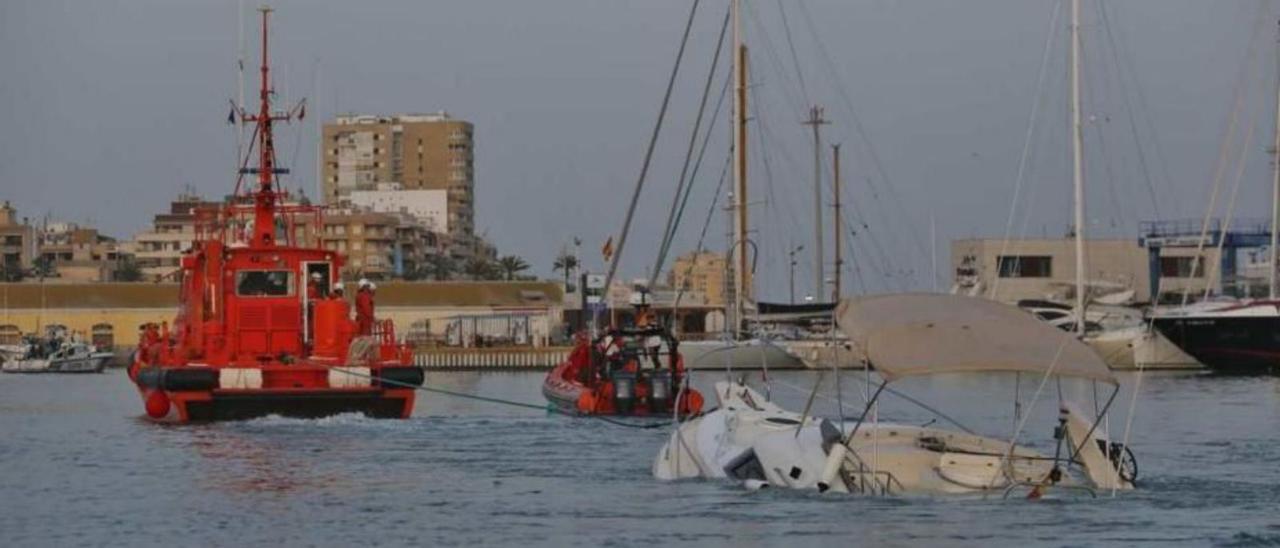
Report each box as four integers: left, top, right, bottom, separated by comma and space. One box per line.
952, 218, 1275, 304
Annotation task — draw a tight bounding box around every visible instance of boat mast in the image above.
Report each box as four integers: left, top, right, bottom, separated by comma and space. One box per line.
244, 6, 286, 248
1070, 0, 1087, 333
1270, 18, 1280, 300
804, 106, 829, 299
731, 0, 750, 334
831, 143, 843, 301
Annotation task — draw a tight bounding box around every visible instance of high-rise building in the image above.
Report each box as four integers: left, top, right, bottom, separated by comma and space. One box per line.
321, 113, 475, 245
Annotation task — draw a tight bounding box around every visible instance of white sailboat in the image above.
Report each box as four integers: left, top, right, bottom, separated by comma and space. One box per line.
655, 294, 1138, 496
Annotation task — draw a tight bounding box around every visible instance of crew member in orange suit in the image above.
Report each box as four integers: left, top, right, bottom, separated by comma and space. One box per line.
355, 278, 376, 336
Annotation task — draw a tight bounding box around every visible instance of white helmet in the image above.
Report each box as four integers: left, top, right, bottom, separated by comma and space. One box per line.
311, 272, 323, 280
333, 282, 345, 292
358, 278, 371, 288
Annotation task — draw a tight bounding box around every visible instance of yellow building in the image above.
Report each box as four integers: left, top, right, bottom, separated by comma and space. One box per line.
668, 251, 728, 307
0, 281, 563, 353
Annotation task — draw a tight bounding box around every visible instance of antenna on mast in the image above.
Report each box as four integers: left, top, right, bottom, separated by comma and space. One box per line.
236, 5, 303, 248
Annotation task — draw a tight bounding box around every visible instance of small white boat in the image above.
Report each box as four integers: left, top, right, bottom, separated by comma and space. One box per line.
655, 294, 1138, 497
2, 341, 113, 374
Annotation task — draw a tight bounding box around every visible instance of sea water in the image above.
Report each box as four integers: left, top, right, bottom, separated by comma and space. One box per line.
1, 370, 1277, 547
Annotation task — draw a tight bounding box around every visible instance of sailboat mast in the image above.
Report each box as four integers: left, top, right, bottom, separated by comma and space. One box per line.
832, 143, 843, 301
732, 0, 750, 332
1270, 18, 1280, 300
1070, 0, 1087, 333
803, 106, 830, 299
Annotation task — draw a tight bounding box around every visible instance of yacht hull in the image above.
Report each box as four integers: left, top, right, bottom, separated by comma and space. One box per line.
1152, 316, 1280, 374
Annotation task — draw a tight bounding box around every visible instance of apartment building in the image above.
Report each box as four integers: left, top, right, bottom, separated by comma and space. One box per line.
131, 194, 221, 280
37, 223, 128, 282
0, 201, 35, 280
321, 113, 475, 246
320, 209, 442, 281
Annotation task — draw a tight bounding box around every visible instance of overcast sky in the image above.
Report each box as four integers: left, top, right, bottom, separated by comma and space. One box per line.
0, 1, 1272, 300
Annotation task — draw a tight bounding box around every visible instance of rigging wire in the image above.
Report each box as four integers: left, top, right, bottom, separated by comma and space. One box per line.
990, 0, 1063, 300
795, 1, 932, 284
673, 153, 734, 311
651, 4, 732, 288
1205, 93, 1262, 299
1098, 0, 1165, 221
775, 0, 810, 105
1181, 6, 1269, 306
602, 0, 703, 295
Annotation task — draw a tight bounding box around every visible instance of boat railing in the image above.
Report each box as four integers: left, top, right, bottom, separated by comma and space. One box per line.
841, 447, 903, 496
193, 201, 326, 248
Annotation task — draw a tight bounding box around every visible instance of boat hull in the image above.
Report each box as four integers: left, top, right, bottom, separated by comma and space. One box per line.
2, 354, 111, 374
148, 388, 416, 422
1152, 316, 1280, 373
131, 365, 422, 423
541, 358, 702, 417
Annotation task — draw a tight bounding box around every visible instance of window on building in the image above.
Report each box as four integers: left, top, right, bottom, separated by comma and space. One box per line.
1160, 256, 1203, 278
0, 324, 19, 345
997, 256, 1052, 278
235, 270, 294, 297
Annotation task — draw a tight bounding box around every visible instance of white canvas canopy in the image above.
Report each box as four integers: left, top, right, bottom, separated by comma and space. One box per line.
835, 294, 1116, 384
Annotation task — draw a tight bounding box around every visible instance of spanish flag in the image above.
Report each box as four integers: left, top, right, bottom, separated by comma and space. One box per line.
601, 236, 614, 262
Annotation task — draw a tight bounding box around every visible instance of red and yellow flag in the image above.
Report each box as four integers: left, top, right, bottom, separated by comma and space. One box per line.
601, 236, 614, 262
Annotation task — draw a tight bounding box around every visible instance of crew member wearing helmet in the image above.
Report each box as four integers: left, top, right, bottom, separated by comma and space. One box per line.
355, 279, 376, 336
305, 271, 327, 347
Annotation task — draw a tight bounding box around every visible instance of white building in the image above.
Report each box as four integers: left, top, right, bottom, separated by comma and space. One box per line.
347, 184, 449, 234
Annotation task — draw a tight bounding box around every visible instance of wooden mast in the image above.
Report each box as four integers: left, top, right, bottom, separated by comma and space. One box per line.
731, 0, 750, 334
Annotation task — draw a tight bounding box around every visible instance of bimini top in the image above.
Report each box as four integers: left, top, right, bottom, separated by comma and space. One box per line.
835, 293, 1115, 384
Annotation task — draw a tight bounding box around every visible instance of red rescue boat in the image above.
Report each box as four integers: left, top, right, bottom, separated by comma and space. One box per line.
127, 7, 422, 423
543, 326, 703, 418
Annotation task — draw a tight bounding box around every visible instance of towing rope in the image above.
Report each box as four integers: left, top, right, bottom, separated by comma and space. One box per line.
331, 367, 671, 430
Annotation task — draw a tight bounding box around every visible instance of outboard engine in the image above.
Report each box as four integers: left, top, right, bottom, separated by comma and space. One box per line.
649, 369, 672, 412
613, 371, 636, 414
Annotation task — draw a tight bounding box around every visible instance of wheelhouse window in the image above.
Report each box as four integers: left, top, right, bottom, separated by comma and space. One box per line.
1160, 256, 1203, 278
236, 270, 294, 297
997, 256, 1052, 278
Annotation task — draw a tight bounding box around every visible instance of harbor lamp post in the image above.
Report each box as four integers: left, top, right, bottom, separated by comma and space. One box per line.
789, 244, 805, 304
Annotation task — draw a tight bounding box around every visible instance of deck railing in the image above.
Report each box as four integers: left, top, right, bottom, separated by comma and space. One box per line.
413, 346, 571, 370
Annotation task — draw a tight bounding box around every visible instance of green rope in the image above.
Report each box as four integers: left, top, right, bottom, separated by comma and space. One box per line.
332, 367, 672, 430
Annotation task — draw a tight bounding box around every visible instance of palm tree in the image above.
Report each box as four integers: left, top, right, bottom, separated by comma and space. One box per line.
423, 255, 456, 281
464, 257, 498, 280
552, 251, 579, 290
114, 258, 144, 282
497, 255, 531, 281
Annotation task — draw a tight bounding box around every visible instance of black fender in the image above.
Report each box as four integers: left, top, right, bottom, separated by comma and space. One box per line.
376, 366, 424, 388
134, 367, 218, 391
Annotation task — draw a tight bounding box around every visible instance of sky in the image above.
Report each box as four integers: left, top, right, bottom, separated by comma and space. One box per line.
0, 0, 1273, 301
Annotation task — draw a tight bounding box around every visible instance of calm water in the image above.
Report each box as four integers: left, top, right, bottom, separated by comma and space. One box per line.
1, 369, 1278, 547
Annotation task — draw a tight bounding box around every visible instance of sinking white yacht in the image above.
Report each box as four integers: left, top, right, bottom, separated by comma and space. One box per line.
654, 294, 1137, 497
